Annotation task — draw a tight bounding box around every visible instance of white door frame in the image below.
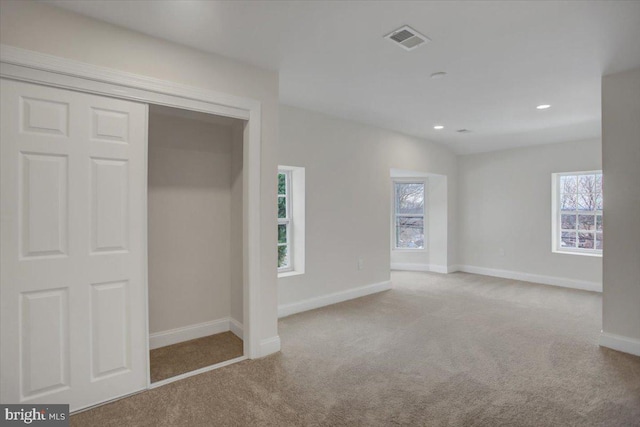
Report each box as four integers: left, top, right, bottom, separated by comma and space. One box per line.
0, 45, 263, 386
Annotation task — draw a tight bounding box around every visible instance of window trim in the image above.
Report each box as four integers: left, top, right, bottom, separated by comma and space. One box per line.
277, 169, 293, 273
277, 165, 305, 278
392, 179, 427, 251
551, 170, 603, 257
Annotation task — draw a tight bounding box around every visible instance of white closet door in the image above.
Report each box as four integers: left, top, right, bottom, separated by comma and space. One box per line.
0, 79, 148, 411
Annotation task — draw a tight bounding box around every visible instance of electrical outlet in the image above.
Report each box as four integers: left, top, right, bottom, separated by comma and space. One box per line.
357, 258, 364, 270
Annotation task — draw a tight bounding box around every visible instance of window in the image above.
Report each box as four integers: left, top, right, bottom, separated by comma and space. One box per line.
278, 170, 292, 271
393, 181, 426, 249
552, 171, 603, 256
277, 165, 305, 276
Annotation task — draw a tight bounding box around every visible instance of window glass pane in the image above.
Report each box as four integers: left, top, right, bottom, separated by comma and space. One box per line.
578, 232, 595, 249
596, 232, 603, 250
396, 217, 424, 249
577, 193, 596, 211
396, 183, 424, 214
561, 214, 576, 230
561, 232, 577, 248
578, 214, 595, 230
578, 174, 596, 195
278, 196, 286, 218
556, 172, 603, 253
278, 224, 287, 244
278, 245, 289, 269
595, 173, 603, 194
560, 175, 577, 195
560, 192, 576, 210
278, 173, 286, 195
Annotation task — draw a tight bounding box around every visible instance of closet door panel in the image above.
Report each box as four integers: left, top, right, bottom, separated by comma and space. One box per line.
1, 79, 148, 411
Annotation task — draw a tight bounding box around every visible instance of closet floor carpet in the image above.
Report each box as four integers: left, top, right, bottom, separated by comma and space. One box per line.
150, 331, 243, 383
73, 272, 640, 426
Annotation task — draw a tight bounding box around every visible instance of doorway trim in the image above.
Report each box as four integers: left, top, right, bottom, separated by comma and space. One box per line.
0, 45, 262, 388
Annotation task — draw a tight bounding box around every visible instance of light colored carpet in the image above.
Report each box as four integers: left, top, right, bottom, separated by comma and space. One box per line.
72, 271, 640, 426
150, 331, 243, 383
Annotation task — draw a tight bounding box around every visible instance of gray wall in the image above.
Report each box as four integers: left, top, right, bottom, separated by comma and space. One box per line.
230, 123, 244, 324
148, 112, 240, 333
458, 139, 603, 288
602, 67, 640, 346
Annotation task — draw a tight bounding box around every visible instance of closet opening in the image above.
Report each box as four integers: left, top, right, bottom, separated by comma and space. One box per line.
147, 104, 246, 384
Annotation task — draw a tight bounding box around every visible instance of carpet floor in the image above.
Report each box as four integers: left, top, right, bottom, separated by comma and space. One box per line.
72, 271, 640, 426
150, 331, 244, 383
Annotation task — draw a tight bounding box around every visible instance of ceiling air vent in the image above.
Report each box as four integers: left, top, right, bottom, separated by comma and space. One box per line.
385, 25, 430, 51
457, 129, 472, 133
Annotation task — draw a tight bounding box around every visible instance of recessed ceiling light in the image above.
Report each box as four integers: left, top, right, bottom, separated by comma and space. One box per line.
433, 125, 444, 130
536, 104, 551, 110
430, 72, 447, 79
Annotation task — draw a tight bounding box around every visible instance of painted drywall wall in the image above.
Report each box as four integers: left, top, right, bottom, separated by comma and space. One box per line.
277, 105, 458, 308
601, 67, 640, 351
230, 123, 244, 324
148, 112, 234, 334
0, 0, 279, 348
458, 139, 603, 289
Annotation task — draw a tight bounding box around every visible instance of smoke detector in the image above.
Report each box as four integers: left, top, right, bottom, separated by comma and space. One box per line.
385, 25, 430, 51
457, 129, 472, 134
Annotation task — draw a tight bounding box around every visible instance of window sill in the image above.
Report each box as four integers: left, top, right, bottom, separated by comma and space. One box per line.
552, 249, 602, 258
278, 270, 305, 278
393, 248, 427, 252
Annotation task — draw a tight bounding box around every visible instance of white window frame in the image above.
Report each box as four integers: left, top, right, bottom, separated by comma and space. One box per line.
392, 179, 427, 251
277, 169, 293, 273
551, 170, 603, 257
277, 165, 305, 278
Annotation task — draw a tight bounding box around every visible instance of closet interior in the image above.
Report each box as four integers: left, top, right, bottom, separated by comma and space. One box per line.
147, 105, 245, 383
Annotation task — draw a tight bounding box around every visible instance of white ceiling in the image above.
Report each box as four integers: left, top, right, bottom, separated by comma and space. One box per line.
48, 1, 640, 154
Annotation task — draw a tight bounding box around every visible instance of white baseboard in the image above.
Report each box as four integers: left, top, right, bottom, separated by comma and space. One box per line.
149, 317, 243, 350
391, 263, 430, 272
390, 263, 451, 274
391, 263, 460, 274
259, 336, 281, 357
278, 280, 392, 318
599, 332, 640, 357
458, 265, 602, 292
447, 265, 460, 273
429, 265, 449, 274
229, 317, 243, 339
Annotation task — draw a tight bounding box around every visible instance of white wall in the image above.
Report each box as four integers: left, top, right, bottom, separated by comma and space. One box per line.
148, 112, 236, 334
277, 105, 458, 310
601, 67, 640, 355
458, 139, 603, 290
0, 0, 280, 350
